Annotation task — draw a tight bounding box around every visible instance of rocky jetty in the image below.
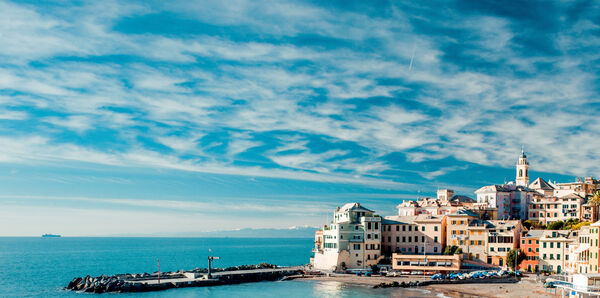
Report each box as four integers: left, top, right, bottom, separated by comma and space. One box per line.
65, 264, 300, 294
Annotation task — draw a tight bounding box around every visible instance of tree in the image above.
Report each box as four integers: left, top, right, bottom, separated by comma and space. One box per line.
547, 221, 564, 230
443, 245, 462, 255
506, 249, 525, 271
589, 191, 600, 206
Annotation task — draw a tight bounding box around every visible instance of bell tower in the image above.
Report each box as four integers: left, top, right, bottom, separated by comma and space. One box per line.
516, 147, 529, 186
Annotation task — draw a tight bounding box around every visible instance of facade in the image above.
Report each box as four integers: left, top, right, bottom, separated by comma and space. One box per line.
567, 226, 591, 274
445, 209, 478, 254
381, 214, 446, 256
391, 253, 462, 273
528, 193, 585, 224
475, 183, 536, 220
516, 149, 530, 187
395, 189, 474, 217
590, 222, 600, 273
485, 220, 523, 267
582, 203, 599, 223
539, 230, 574, 273
313, 203, 382, 271
519, 230, 543, 272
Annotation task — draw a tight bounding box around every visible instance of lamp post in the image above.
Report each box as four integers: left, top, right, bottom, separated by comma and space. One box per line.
157, 258, 161, 284
207, 250, 220, 279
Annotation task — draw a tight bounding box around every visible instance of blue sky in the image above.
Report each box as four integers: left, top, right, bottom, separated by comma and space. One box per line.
1, 0, 599, 236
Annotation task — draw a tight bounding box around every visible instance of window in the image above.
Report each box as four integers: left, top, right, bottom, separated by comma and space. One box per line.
375, 234, 379, 239
536, 248, 539, 252
396, 236, 399, 242
543, 254, 546, 260
522, 240, 525, 244
557, 242, 561, 248
550, 243, 554, 249
452, 221, 456, 225
434, 226, 438, 232
408, 226, 412, 232
543, 242, 547, 248
434, 247, 438, 253
422, 236, 425, 242
528, 239, 532, 244
434, 236, 438, 243
453, 230, 456, 235
368, 222, 372, 230
375, 223, 379, 230
396, 225, 399, 231
402, 225, 406, 231
459, 240, 464, 245
470, 240, 474, 245
421, 226, 425, 232
490, 247, 494, 252
388, 236, 391, 242
414, 236, 418, 242
402, 236, 406, 242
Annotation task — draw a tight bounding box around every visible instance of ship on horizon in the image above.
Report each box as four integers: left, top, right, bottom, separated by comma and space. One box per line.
42, 234, 61, 238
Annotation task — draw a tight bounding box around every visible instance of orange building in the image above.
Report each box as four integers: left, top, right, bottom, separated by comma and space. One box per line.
519, 230, 543, 272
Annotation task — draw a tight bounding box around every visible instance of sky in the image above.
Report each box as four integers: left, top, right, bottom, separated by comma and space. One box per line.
1, 0, 599, 236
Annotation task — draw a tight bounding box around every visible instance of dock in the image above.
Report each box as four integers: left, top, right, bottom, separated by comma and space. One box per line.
66, 266, 303, 293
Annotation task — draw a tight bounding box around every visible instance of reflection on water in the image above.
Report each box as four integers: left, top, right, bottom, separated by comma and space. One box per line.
310, 280, 436, 298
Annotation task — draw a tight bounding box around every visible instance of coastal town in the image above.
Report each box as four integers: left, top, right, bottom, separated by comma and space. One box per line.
311, 150, 600, 296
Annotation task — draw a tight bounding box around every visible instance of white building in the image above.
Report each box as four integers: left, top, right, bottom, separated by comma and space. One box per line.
312, 203, 382, 271
475, 151, 537, 220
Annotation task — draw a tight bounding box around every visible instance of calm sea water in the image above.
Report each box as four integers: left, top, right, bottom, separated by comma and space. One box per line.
0, 237, 432, 297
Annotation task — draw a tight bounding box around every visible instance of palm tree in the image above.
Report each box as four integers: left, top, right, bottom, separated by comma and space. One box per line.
589, 190, 600, 206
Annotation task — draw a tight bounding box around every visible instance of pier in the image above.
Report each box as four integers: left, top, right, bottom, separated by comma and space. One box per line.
66, 265, 303, 293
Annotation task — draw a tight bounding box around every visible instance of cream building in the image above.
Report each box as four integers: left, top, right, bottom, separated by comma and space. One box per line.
528, 193, 585, 223
381, 214, 446, 257
485, 220, 523, 267
590, 221, 600, 273
539, 230, 574, 273
312, 203, 382, 271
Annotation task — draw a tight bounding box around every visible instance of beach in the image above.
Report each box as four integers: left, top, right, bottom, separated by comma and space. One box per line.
300, 274, 556, 297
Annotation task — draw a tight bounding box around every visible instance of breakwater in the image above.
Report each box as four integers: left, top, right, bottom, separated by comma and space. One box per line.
65, 263, 302, 293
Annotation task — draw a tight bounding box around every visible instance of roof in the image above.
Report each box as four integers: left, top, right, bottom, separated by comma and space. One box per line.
523, 230, 545, 238
485, 220, 522, 229
558, 193, 585, 200
449, 195, 476, 203
475, 183, 533, 193
383, 214, 444, 225
338, 202, 374, 213
447, 208, 479, 218
529, 177, 554, 190
540, 230, 572, 240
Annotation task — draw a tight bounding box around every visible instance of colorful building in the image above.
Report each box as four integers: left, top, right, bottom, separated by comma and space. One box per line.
539, 230, 574, 273
519, 230, 543, 272
528, 194, 585, 224
312, 203, 382, 271
381, 214, 446, 256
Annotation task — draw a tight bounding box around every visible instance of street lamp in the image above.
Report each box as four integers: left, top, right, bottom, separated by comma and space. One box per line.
207, 249, 220, 279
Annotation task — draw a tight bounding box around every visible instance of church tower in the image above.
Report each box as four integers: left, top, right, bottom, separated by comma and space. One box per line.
516, 148, 529, 186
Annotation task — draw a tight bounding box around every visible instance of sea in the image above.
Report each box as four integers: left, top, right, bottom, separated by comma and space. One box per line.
0, 237, 435, 297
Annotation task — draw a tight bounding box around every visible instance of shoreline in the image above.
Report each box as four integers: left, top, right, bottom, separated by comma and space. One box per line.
298, 274, 555, 297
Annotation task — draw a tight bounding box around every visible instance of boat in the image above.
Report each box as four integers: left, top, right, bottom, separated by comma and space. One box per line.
42, 234, 61, 238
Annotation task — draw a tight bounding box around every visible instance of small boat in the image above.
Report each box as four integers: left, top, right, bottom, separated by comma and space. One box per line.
42, 234, 61, 238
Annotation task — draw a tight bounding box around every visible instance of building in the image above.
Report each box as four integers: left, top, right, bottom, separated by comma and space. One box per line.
381, 214, 446, 256
539, 230, 574, 273
567, 225, 591, 274
391, 253, 463, 273
395, 189, 474, 217
590, 221, 600, 273
582, 203, 599, 223
516, 149, 530, 187
445, 209, 479, 254
475, 183, 536, 220
519, 230, 543, 272
312, 203, 382, 271
528, 193, 586, 224
485, 220, 523, 267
